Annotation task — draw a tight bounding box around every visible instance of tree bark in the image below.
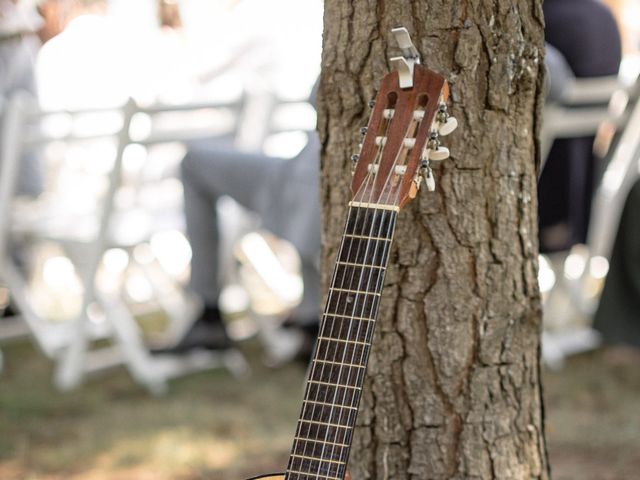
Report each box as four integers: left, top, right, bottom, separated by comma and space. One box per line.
318, 2, 549, 479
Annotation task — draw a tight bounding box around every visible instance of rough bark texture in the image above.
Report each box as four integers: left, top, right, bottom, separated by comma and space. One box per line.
317, 2, 549, 479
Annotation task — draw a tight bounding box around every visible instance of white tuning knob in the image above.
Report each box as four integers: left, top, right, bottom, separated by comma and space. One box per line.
429, 146, 450, 161
425, 169, 436, 191
438, 116, 458, 136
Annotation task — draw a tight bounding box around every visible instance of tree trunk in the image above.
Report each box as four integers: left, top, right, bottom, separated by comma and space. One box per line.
318, 2, 549, 479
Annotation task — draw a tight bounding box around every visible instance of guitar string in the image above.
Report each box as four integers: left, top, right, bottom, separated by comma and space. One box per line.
329, 94, 443, 475
294, 104, 394, 480
317, 103, 423, 479
300, 94, 416, 476
290, 90, 436, 479
314, 96, 426, 479
285, 99, 392, 480
289, 162, 382, 479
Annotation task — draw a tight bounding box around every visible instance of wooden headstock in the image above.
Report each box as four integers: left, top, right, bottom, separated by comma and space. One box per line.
350, 30, 456, 210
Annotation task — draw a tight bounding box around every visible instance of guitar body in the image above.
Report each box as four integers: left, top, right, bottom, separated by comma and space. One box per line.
246, 474, 352, 480
245, 475, 285, 480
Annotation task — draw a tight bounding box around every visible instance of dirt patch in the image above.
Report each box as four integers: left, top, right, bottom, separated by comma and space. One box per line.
544, 348, 640, 480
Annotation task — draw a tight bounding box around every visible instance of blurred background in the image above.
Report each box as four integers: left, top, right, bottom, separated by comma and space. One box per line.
0, 0, 639, 479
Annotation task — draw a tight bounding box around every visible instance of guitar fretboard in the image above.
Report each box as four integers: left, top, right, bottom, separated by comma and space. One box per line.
285, 204, 398, 480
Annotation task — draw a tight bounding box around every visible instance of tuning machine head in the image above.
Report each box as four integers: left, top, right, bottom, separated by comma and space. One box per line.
411, 100, 455, 194
425, 130, 450, 161
436, 103, 458, 136
420, 159, 436, 191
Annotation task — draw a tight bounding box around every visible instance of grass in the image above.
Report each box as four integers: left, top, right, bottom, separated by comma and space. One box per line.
1, 339, 639, 479
0, 341, 306, 480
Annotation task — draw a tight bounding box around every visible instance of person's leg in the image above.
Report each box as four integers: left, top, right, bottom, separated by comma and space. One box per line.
154, 142, 278, 352
181, 142, 276, 306
176, 142, 290, 352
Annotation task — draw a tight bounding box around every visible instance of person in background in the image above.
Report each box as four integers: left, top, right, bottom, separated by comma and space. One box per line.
594, 178, 640, 354
544, 43, 574, 103
158, 0, 182, 30
36, 0, 68, 44
0, 0, 43, 197
35, 0, 144, 110
0, 0, 44, 320
538, 0, 622, 252
149, 0, 322, 357
153, 85, 321, 355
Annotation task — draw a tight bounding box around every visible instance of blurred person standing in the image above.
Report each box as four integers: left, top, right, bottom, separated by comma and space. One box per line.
594, 179, 640, 351
153, 84, 322, 356
150, 0, 323, 357
140, 0, 195, 105
140, 0, 322, 105
181, 0, 321, 103
0, 0, 42, 196
538, 0, 622, 252
35, 0, 145, 110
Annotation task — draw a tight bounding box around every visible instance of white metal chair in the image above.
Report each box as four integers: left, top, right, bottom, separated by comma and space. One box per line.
540, 75, 623, 170
0, 92, 253, 393
540, 71, 640, 367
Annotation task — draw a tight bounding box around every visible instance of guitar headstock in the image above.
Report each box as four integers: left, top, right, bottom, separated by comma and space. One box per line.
350, 28, 457, 210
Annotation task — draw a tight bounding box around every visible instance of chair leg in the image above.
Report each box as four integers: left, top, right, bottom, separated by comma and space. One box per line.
99, 291, 168, 395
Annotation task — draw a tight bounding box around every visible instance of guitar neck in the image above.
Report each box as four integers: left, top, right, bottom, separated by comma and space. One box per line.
285, 203, 399, 480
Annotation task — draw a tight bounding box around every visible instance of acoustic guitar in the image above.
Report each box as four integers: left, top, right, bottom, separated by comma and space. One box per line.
247, 28, 457, 480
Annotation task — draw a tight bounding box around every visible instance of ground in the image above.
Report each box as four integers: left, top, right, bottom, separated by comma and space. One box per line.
0, 340, 639, 480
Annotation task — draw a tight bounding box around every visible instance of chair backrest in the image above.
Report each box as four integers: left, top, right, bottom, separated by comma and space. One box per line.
0, 93, 246, 356
587, 74, 640, 260
540, 74, 624, 171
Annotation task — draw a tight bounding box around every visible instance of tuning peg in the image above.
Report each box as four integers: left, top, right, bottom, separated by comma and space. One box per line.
350, 154, 359, 175
438, 116, 458, 136
436, 103, 458, 136
368, 99, 376, 108
424, 168, 436, 191
429, 146, 450, 161
360, 127, 368, 136
420, 159, 436, 192
427, 130, 440, 149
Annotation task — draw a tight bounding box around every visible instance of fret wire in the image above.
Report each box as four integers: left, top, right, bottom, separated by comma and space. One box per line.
303, 399, 359, 411
343, 233, 392, 241
329, 287, 381, 296
322, 312, 374, 322
299, 418, 352, 430
313, 358, 367, 369
317, 336, 369, 346
290, 453, 346, 466
336, 260, 386, 269
294, 436, 350, 448
308, 380, 361, 390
